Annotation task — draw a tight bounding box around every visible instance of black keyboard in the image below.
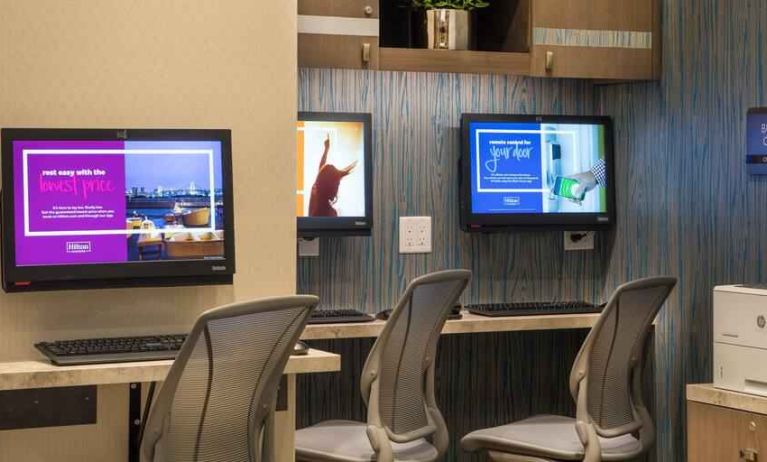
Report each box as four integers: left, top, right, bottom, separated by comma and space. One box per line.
35, 334, 187, 366
467, 301, 602, 317
308, 309, 375, 325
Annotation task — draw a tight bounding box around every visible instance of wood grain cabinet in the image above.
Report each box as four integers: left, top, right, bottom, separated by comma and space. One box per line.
687, 385, 767, 462
298, 0, 380, 70
688, 402, 767, 462
297, 0, 661, 81
530, 0, 661, 80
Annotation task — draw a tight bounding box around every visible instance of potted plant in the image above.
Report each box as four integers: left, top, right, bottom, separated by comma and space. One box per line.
412, 0, 490, 50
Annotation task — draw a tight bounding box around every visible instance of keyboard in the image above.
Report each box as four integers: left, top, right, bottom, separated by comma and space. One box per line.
36, 334, 313, 366
307, 309, 375, 325
35, 334, 187, 366
467, 301, 602, 317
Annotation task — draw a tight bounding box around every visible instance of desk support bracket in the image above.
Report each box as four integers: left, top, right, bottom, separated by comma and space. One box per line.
129, 382, 142, 462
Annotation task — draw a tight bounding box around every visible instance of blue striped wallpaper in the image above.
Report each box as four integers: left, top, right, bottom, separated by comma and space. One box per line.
297, 70, 602, 309
297, 1, 767, 460
599, 1, 767, 459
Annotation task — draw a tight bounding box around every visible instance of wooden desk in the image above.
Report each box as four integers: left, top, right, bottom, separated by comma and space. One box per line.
0, 349, 339, 390
301, 311, 601, 340
687, 384, 767, 461
0, 349, 340, 462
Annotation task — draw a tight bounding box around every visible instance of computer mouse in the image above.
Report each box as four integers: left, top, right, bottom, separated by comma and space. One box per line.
292, 340, 309, 356
375, 309, 393, 321
449, 303, 463, 320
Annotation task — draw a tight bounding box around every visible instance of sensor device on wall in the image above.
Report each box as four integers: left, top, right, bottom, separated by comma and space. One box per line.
747, 108, 767, 175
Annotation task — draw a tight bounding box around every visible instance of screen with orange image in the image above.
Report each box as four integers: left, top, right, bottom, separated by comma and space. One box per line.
297, 120, 366, 217
296, 113, 372, 237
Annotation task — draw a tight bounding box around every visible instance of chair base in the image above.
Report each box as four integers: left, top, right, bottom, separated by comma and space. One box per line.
488, 451, 556, 462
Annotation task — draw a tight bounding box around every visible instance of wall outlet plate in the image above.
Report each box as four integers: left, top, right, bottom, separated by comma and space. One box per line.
298, 238, 320, 257
399, 216, 432, 254
564, 231, 595, 251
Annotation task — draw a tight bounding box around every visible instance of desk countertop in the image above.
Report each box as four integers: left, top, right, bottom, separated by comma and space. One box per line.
300, 311, 600, 340
0, 349, 340, 391
687, 384, 767, 415
0, 313, 600, 390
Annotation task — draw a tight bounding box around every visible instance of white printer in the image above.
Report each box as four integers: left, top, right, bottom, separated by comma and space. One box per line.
714, 285, 767, 396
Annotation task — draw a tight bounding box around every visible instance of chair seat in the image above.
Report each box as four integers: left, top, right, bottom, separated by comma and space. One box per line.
295, 420, 439, 462
461, 415, 642, 461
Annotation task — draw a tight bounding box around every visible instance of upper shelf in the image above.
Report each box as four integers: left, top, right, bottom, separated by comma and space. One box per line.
375, 0, 531, 75
379, 0, 530, 53
379, 48, 530, 75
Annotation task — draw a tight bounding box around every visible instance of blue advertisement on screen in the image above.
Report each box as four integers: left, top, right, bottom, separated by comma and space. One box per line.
468, 121, 608, 215
471, 122, 544, 213
747, 110, 767, 175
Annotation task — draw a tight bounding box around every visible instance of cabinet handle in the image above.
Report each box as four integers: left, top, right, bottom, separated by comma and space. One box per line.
362, 43, 371, 65
545, 51, 554, 72
364, 5, 374, 16
741, 448, 759, 461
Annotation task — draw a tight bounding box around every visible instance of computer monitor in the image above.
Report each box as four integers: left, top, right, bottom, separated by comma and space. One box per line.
460, 114, 615, 231
1, 128, 235, 292
296, 112, 373, 237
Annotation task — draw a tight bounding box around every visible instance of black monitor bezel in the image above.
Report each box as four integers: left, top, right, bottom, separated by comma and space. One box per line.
0, 128, 236, 292
297, 112, 373, 238
460, 114, 616, 232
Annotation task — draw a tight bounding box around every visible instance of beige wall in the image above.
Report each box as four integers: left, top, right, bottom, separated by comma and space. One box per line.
0, 1, 297, 459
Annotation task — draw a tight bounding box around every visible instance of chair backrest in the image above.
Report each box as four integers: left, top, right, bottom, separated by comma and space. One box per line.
569, 277, 676, 440
140, 295, 318, 462
361, 270, 471, 447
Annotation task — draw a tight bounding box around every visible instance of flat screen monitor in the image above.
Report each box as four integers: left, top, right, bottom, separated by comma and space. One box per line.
1, 128, 235, 292
296, 112, 373, 237
460, 114, 615, 231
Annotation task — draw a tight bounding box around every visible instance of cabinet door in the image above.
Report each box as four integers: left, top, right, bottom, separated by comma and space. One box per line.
530, 0, 660, 80
688, 402, 767, 462
298, 0, 380, 70
743, 409, 767, 462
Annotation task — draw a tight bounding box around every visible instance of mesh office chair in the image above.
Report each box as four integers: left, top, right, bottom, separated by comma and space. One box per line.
139, 295, 319, 462
295, 269, 472, 462
462, 276, 677, 462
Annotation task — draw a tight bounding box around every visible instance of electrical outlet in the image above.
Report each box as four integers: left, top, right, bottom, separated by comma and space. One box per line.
399, 217, 432, 254
564, 231, 595, 251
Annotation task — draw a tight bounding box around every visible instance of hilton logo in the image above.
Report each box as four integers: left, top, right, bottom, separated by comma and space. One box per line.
66, 241, 92, 254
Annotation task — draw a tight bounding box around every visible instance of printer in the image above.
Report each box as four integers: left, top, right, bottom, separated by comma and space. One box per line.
714, 285, 767, 396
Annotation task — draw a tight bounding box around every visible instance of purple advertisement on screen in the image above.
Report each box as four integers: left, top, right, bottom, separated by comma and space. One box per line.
12, 140, 225, 267
14, 141, 128, 266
